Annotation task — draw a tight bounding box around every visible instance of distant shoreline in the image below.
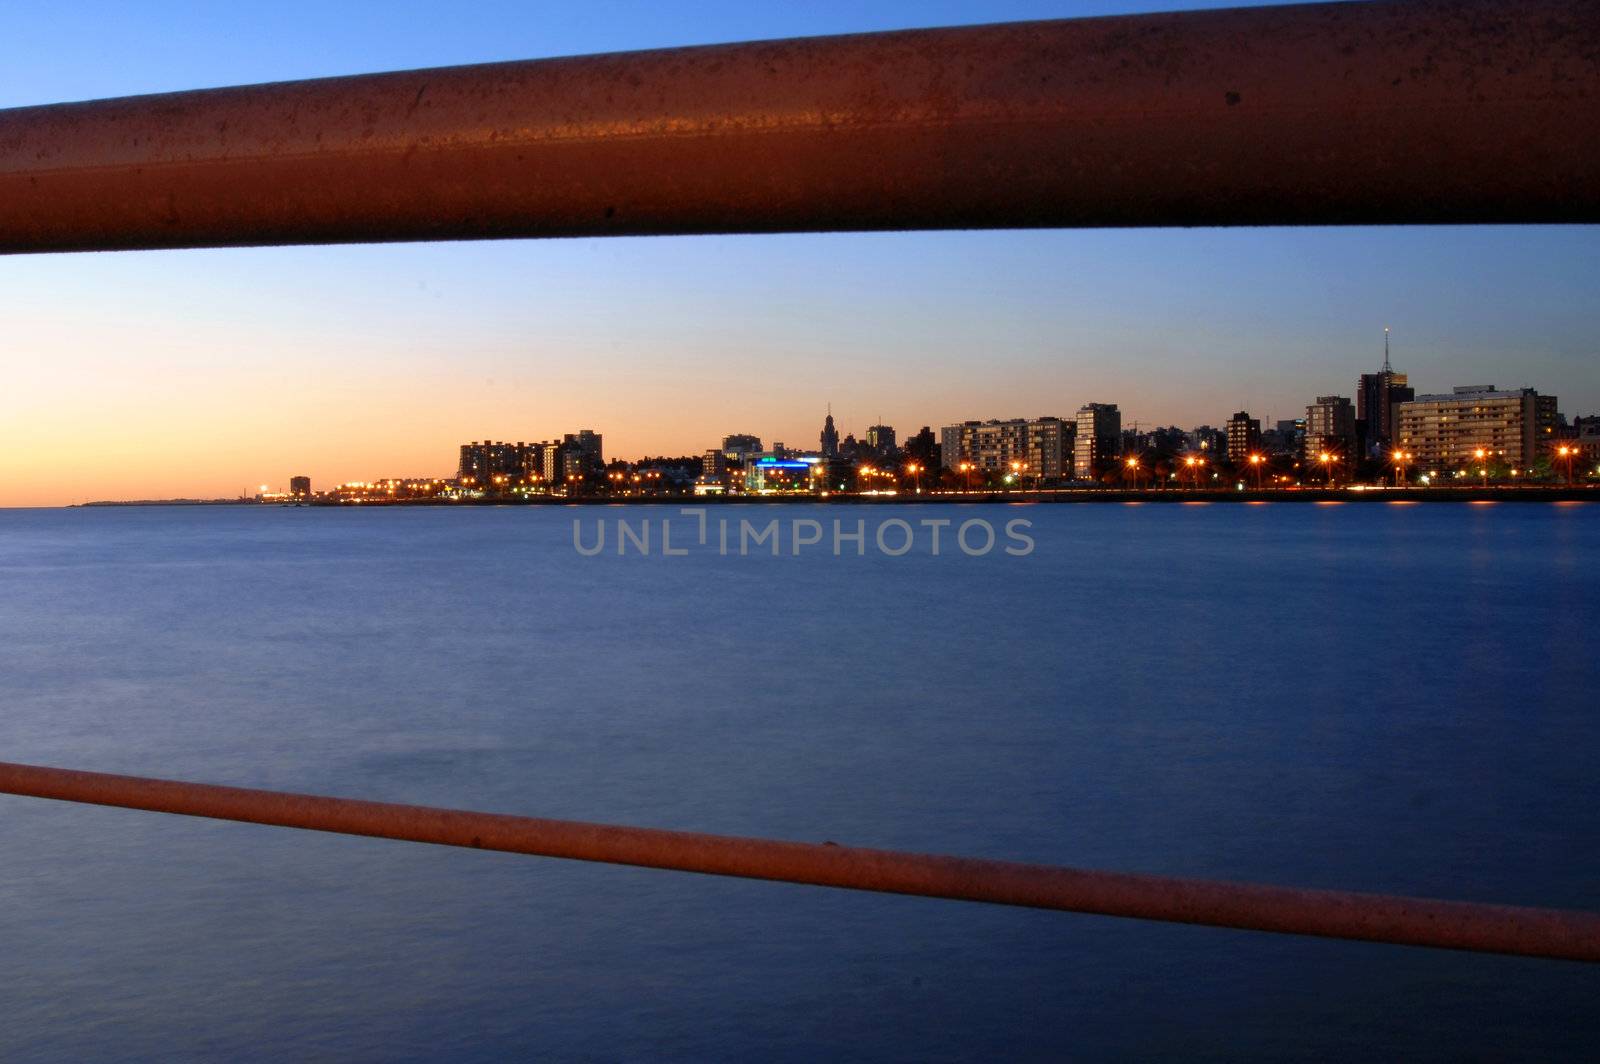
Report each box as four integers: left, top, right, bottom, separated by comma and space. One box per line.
75, 499, 258, 507
69, 487, 1596, 508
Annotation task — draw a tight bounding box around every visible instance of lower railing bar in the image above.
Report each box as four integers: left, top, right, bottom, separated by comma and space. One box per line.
1, 760, 1594, 962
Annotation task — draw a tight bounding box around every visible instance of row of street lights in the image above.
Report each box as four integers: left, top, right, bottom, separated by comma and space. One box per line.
928, 445, 1587, 494
953, 459, 1036, 492
1125, 453, 1281, 489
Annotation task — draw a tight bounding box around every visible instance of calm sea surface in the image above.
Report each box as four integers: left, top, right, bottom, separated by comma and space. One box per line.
1, 502, 1596, 1062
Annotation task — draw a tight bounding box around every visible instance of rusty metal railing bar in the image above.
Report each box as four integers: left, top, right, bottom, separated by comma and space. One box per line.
2, 761, 1595, 962
2, 0, 1598, 254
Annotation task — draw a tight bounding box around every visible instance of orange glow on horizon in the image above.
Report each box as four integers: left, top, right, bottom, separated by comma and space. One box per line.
4, 235, 1595, 507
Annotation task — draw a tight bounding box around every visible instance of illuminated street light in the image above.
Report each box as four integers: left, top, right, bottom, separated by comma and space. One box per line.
1555, 444, 1577, 486
1248, 453, 1264, 491
1391, 449, 1411, 488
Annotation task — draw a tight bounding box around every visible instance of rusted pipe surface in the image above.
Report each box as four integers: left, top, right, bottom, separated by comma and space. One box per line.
2, 760, 1596, 961
2, 0, 1597, 253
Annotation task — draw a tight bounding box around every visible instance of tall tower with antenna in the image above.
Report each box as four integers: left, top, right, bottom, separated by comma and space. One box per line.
1359, 327, 1412, 453
820, 404, 840, 459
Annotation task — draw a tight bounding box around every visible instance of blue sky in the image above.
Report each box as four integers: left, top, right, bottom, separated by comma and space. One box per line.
3, 1, 1596, 504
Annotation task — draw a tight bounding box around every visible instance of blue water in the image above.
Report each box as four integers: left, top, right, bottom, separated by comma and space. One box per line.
0, 502, 1596, 1062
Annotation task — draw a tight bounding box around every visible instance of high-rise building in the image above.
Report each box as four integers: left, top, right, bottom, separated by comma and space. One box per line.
1263, 418, 1306, 456
1225, 412, 1261, 463
561, 430, 603, 482
458, 441, 534, 485
1146, 426, 1188, 454
701, 449, 727, 478
940, 426, 963, 471
819, 411, 840, 459
1357, 329, 1414, 454
940, 417, 1074, 478
721, 434, 763, 463
1074, 403, 1121, 479
903, 426, 938, 466
865, 424, 896, 456
1535, 394, 1560, 449
537, 440, 564, 483
289, 476, 311, 497
458, 442, 482, 481
1305, 396, 1357, 457
1186, 425, 1226, 457
1397, 386, 1557, 472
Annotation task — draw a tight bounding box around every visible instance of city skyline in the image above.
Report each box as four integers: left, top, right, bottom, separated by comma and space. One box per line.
174, 362, 1595, 503
6, 317, 1594, 505
4, 0, 1597, 506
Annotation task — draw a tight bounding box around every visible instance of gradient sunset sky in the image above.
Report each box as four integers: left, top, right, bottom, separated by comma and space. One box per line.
4, 0, 1596, 507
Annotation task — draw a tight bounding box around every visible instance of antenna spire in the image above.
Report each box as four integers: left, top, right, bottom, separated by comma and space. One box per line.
1383, 326, 1392, 374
